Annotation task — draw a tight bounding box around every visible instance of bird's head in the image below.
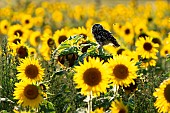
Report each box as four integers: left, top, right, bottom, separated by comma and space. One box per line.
92, 24, 103, 34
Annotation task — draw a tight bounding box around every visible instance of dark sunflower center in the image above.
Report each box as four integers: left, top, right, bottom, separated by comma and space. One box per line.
66, 53, 78, 67
125, 29, 130, 35
13, 38, 21, 44
119, 109, 126, 113
31, 51, 34, 55
14, 30, 23, 37
164, 84, 170, 103
58, 35, 67, 44
117, 49, 125, 55
83, 68, 102, 86
24, 85, 39, 100
35, 36, 41, 43
165, 50, 168, 54
25, 19, 30, 24
113, 64, 129, 79
152, 38, 161, 45
148, 17, 153, 22
143, 42, 152, 51
47, 38, 55, 47
139, 28, 143, 32
17, 46, 28, 58
4, 25, 7, 29
138, 33, 148, 39
25, 64, 39, 79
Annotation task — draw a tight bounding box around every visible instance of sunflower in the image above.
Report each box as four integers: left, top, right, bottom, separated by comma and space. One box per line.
8, 24, 29, 43
140, 58, 157, 68
33, 16, 43, 27
160, 44, 170, 57
69, 27, 92, 41
8, 34, 22, 46
91, 107, 104, 113
134, 22, 148, 36
11, 43, 30, 59
0, 19, 10, 34
43, 25, 52, 36
29, 31, 42, 47
147, 30, 162, 46
121, 22, 134, 44
106, 55, 138, 87
135, 37, 159, 59
57, 53, 78, 67
16, 57, 44, 83
85, 18, 95, 30
110, 99, 128, 113
53, 28, 69, 47
73, 57, 111, 96
21, 14, 34, 29
113, 23, 123, 37
40, 33, 56, 60
29, 47, 37, 58
35, 7, 45, 17
52, 10, 63, 23
153, 78, 170, 113
13, 81, 43, 108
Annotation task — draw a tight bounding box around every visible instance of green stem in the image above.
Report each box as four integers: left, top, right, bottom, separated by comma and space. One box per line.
88, 91, 92, 113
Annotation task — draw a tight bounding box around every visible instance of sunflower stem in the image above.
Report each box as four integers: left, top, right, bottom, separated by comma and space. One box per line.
87, 91, 92, 113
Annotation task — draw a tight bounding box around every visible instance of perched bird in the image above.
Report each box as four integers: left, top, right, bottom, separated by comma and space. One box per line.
92, 24, 120, 48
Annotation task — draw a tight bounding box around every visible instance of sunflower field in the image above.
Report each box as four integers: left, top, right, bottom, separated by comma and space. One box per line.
0, 0, 170, 113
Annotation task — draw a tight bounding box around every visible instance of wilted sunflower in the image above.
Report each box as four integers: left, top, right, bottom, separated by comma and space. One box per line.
153, 78, 170, 113
110, 99, 128, 113
73, 57, 111, 96
135, 37, 159, 59
16, 57, 44, 83
106, 55, 138, 87
13, 81, 43, 108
